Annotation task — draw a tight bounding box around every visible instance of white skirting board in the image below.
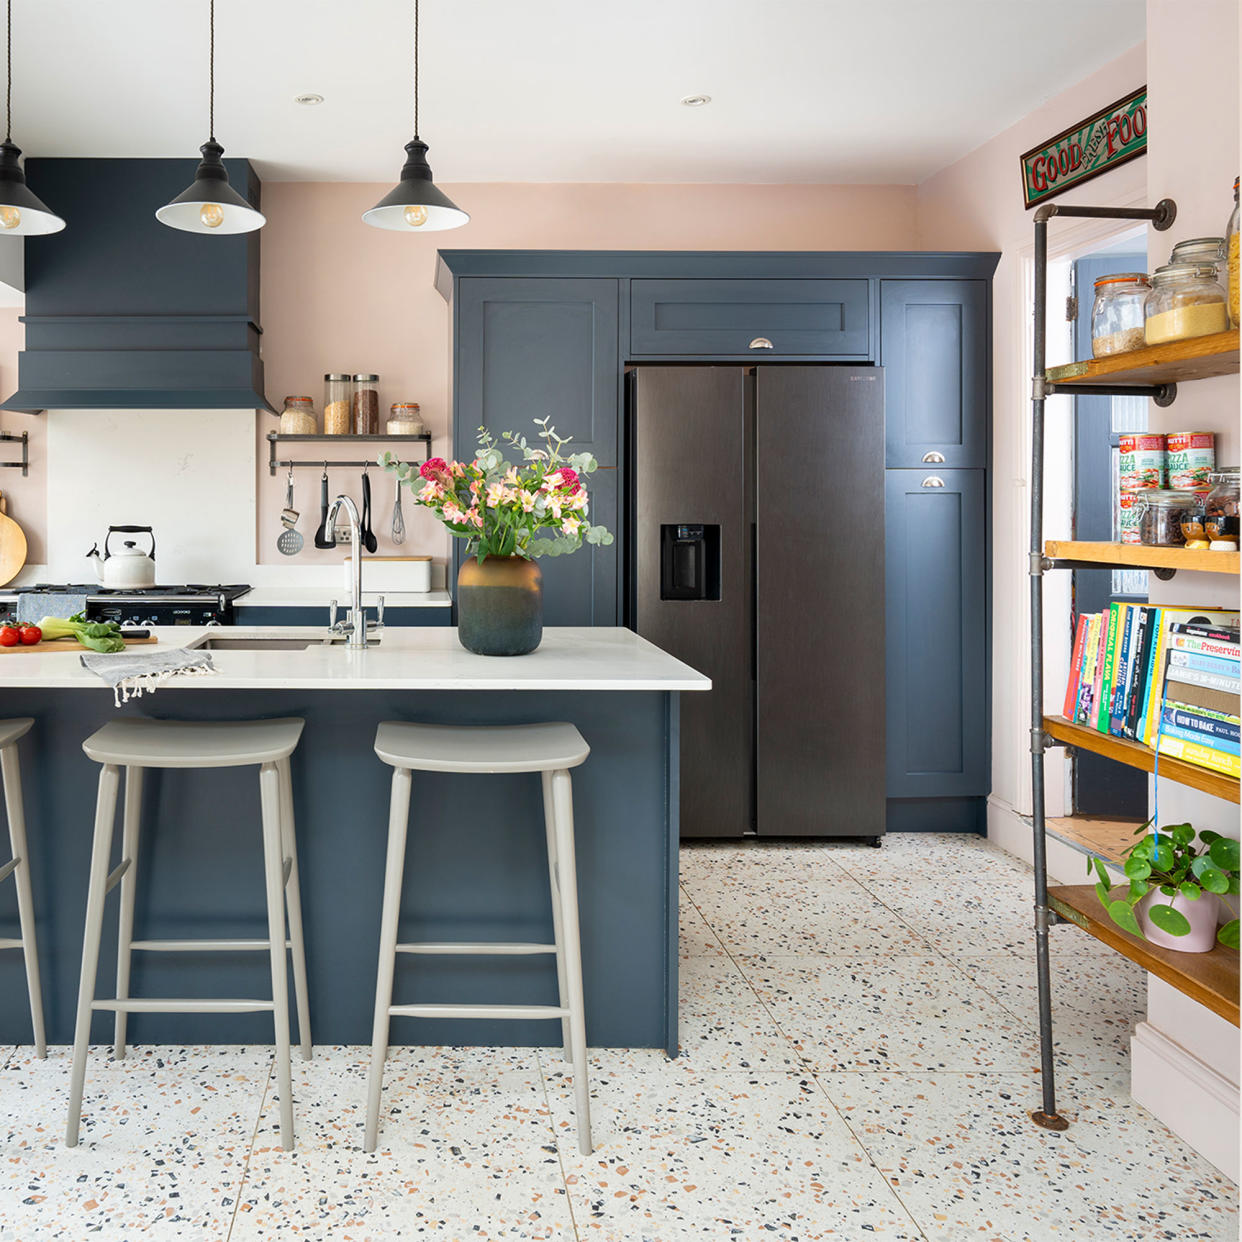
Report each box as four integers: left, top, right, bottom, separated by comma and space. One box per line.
1131, 1022, 1240, 1181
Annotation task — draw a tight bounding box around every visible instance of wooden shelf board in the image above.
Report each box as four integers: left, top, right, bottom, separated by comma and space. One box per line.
1044, 540, 1239, 576
1046, 329, 1239, 387
1043, 715, 1240, 804
267, 433, 432, 442
1046, 816, 1145, 864
1048, 884, 1239, 1026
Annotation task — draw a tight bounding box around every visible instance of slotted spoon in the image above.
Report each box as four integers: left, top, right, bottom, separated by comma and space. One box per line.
277, 473, 304, 555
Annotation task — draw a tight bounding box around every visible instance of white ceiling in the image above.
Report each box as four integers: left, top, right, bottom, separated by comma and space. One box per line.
11, 0, 1145, 184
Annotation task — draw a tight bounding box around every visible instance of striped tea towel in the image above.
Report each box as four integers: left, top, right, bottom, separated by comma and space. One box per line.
80, 647, 216, 706
17, 592, 88, 624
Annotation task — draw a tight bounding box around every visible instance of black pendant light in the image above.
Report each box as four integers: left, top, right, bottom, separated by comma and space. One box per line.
0, 0, 63, 236
156, 0, 264, 235
363, 0, 468, 232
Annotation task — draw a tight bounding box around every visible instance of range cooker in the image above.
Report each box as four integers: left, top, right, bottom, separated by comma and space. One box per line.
5, 584, 251, 626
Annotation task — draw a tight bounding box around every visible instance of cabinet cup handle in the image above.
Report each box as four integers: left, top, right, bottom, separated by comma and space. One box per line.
749, 337, 774, 350
921, 476, 945, 488
921, 451, 946, 463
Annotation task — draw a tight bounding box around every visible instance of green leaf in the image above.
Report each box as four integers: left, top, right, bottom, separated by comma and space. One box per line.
1096, 880, 1113, 909
1170, 823, 1196, 847
1179, 882, 1202, 901
1107, 900, 1142, 937
1146, 903, 1192, 937
1218, 919, 1240, 949
1093, 857, 1113, 889
1209, 837, 1240, 873
1159, 884, 1176, 897
1199, 866, 1229, 895
1129, 836, 1154, 860
1123, 856, 1152, 881
1191, 855, 1214, 878
1128, 878, 1148, 900
1228, 876, 1240, 896
1151, 842, 1176, 871
1200, 829, 1223, 845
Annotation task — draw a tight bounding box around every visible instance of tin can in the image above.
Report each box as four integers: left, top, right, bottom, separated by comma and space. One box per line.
1119, 451, 1166, 489
1166, 431, 1215, 489
1117, 490, 1143, 544
1119, 433, 1165, 454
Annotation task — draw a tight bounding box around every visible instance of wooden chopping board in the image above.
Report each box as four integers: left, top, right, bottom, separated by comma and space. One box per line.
0, 491, 26, 587
0, 636, 160, 654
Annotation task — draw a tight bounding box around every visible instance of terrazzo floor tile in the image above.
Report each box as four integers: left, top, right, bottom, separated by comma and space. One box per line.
0, 1044, 271, 1242
831, 835, 1034, 884
859, 881, 1038, 956
230, 1045, 574, 1241
680, 841, 853, 885
542, 1060, 925, 1240
818, 1067, 1239, 1241
678, 888, 726, 958
743, 955, 1042, 1073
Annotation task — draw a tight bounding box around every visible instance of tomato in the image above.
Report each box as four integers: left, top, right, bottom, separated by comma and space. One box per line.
0, 625, 19, 647
19, 624, 41, 645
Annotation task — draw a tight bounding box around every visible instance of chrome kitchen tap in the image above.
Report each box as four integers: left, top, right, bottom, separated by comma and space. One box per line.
324, 495, 383, 649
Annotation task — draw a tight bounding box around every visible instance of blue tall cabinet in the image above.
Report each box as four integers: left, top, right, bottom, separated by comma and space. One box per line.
436, 251, 998, 834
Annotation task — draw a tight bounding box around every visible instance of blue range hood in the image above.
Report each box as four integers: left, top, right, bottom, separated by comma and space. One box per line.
2, 158, 274, 413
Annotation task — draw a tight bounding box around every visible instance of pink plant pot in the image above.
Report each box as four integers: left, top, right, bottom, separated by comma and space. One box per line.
1136, 889, 1221, 953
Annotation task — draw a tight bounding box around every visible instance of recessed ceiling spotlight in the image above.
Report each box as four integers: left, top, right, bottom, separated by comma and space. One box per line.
295, 93, 324, 106
680, 94, 711, 107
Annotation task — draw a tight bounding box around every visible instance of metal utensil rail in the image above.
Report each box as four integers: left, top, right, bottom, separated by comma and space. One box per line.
0, 431, 27, 476
1027, 197, 1178, 1131
267, 432, 433, 476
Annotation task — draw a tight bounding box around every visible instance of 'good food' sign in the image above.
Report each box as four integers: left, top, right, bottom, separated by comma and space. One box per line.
1020, 87, 1147, 209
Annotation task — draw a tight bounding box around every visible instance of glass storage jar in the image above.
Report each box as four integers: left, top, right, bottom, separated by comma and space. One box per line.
387, 401, 425, 435
1204, 467, 1240, 547
1228, 176, 1239, 328
352, 374, 380, 435
1091, 273, 1150, 356
277, 395, 317, 435
323, 374, 351, 435
1144, 263, 1229, 344
1168, 237, 1225, 271
1137, 488, 1201, 547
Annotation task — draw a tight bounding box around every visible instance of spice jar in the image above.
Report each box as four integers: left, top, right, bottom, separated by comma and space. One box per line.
323, 374, 351, 435
1144, 263, 1229, 344
1137, 488, 1201, 547
1091, 273, 1150, 356
352, 374, 380, 435
277, 395, 317, 436
1204, 467, 1240, 548
1168, 237, 1225, 271
387, 402, 425, 435
1227, 176, 1239, 328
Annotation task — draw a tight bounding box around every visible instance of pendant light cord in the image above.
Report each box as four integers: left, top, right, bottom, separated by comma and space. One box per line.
208, 0, 215, 141
5, 0, 12, 143
412, 0, 419, 140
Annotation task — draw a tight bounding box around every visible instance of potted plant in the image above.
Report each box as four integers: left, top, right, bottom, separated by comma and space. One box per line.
381, 418, 613, 656
1092, 821, 1240, 953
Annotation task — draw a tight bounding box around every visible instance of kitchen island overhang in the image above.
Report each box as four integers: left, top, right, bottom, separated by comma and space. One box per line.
0, 627, 708, 1054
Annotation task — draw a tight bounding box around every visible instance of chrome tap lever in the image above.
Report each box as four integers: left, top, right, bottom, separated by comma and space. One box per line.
329, 599, 339, 630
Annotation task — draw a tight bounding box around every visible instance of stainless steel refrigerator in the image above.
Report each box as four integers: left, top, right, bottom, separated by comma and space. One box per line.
629, 365, 885, 839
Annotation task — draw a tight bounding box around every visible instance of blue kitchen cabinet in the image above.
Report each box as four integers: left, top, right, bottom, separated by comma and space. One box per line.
234, 606, 450, 627
452, 277, 621, 627
881, 280, 988, 468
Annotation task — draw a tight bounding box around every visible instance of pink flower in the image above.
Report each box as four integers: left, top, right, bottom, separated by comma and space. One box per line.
558, 467, 581, 494
469, 479, 481, 495
420, 457, 450, 483
561, 516, 581, 536
418, 480, 443, 504
518, 489, 537, 513
548, 497, 564, 519
466, 506, 484, 528
450, 461, 466, 478
485, 481, 512, 508
442, 502, 465, 524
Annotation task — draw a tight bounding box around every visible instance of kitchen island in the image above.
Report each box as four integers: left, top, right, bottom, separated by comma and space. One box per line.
0, 627, 707, 1052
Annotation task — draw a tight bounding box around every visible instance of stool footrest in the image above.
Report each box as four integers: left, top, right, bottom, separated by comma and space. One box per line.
104, 857, 132, 895
0, 856, 19, 884
395, 941, 558, 957
128, 938, 293, 953
389, 1002, 570, 1021
0, 936, 22, 950
92, 998, 277, 1014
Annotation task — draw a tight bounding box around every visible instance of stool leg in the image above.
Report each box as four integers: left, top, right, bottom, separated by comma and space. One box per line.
1, 741, 45, 1058
113, 766, 144, 1060
540, 771, 571, 1062
365, 765, 412, 1153
67, 762, 121, 1147
259, 762, 294, 1151
277, 758, 312, 1061
549, 768, 592, 1155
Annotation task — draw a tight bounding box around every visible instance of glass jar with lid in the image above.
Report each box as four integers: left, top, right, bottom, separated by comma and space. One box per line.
1144, 263, 1229, 345
1137, 488, 1201, 547
323, 374, 351, 435
387, 402, 425, 436
352, 374, 380, 435
277, 395, 317, 436
1091, 273, 1150, 356
1168, 237, 1225, 272
1204, 467, 1239, 547
1227, 176, 1239, 328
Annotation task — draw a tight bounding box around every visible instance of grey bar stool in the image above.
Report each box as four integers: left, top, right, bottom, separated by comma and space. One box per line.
0, 718, 46, 1058
67, 717, 311, 1151
366, 720, 593, 1155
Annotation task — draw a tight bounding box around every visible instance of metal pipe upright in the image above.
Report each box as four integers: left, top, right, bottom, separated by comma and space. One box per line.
1028, 214, 1068, 1131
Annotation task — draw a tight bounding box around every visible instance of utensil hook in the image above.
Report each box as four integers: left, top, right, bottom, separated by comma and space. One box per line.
322, 462, 328, 479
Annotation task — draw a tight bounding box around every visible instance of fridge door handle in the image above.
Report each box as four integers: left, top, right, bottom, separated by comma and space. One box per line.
748, 337, 774, 350
921, 450, 946, 463
921, 476, 946, 488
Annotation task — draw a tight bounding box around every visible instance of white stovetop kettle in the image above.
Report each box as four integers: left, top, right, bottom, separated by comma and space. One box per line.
87, 525, 157, 589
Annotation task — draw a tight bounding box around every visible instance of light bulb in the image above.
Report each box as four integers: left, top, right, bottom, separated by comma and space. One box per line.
0, 205, 21, 230
403, 203, 428, 228
199, 203, 225, 229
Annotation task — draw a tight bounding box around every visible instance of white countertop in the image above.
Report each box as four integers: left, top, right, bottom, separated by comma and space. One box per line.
236, 588, 452, 609
0, 626, 711, 691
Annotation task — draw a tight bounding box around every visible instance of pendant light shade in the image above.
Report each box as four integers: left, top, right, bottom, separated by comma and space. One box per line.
0, 1, 64, 235
158, 0, 263, 235
364, 0, 467, 233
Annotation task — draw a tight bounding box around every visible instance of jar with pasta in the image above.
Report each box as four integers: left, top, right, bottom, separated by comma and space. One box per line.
1091, 273, 1149, 357
1144, 263, 1228, 345
324, 373, 351, 435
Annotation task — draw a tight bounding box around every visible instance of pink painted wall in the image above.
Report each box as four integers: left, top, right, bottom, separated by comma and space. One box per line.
0, 309, 41, 567
256, 180, 918, 563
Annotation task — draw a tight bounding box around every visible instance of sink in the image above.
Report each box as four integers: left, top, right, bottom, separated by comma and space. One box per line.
193, 635, 321, 651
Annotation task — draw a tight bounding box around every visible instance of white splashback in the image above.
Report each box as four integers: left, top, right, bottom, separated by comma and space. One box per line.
44, 409, 256, 584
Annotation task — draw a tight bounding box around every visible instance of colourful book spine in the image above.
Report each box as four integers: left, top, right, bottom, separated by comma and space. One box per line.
1097, 604, 1120, 733
1170, 622, 1242, 642
1091, 612, 1110, 727
1156, 733, 1242, 778
1140, 607, 1167, 747
1166, 666, 1242, 694
1077, 614, 1102, 723
1165, 699, 1241, 726
1064, 615, 1089, 719
1169, 634, 1242, 661
1124, 607, 1154, 739
1168, 648, 1241, 678
1160, 710, 1241, 752
1110, 604, 1135, 736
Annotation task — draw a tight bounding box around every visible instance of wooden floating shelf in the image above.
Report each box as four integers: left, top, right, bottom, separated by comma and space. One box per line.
1043, 715, 1240, 804
1046, 815, 1144, 864
1045, 329, 1239, 387
1048, 885, 1239, 1027
1044, 540, 1239, 576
